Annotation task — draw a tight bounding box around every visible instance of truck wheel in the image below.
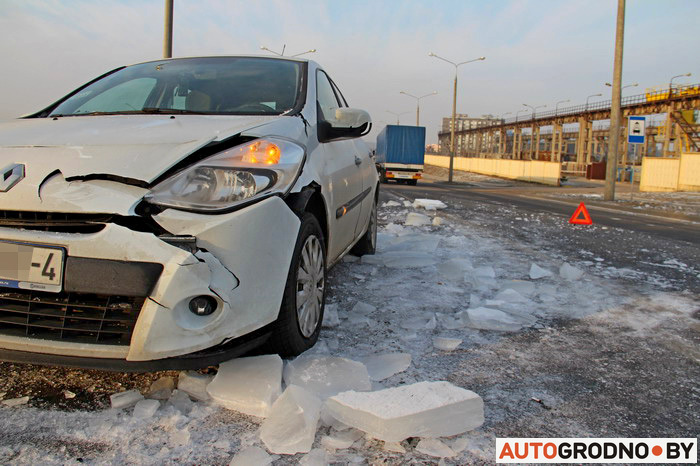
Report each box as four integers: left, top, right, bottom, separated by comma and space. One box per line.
266, 213, 326, 356
408, 179, 418, 186
350, 196, 377, 256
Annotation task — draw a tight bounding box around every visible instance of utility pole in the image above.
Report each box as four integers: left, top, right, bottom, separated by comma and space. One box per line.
163, 0, 174, 58
604, 0, 625, 201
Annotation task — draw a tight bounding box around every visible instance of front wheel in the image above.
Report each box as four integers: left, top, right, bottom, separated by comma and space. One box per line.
350, 196, 377, 256
266, 213, 326, 356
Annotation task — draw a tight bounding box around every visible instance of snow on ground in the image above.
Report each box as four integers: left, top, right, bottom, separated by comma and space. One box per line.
548, 191, 700, 218
0, 198, 697, 465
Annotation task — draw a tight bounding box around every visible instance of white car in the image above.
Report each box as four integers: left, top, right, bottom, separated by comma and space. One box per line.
0, 56, 378, 370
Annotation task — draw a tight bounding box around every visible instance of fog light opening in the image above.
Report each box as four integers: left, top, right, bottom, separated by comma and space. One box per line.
188, 295, 218, 316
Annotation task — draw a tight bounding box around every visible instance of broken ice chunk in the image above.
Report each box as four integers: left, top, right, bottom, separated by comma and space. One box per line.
438, 259, 473, 281
361, 353, 411, 381
283, 355, 371, 399
229, 446, 276, 466
170, 428, 190, 446
530, 263, 553, 279
416, 438, 457, 458
147, 376, 175, 400
400, 313, 436, 330
322, 303, 340, 328
348, 314, 371, 326
451, 436, 470, 453
322, 428, 364, 450
207, 354, 283, 418
133, 399, 160, 419
405, 212, 432, 226
474, 266, 496, 278
432, 217, 445, 226
110, 389, 144, 409
342, 254, 360, 263
325, 381, 484, 442
501, 280, 536, 296
299, 448, 328, 466
178, 371, 212, 401
168, 389, 194, 414
437, 312, 468, 330
352, 301, 376, 315
494, 288, 527, 303
560, 262, 584, 280
2, 396, 29, 407
433, 336, 462, 351
413, 199, 447, 210
382, 200, 401, 207
384, 233, 440, 252
403, 200, 413, 207
466, 307, 523, 332
260, 385, 322, 455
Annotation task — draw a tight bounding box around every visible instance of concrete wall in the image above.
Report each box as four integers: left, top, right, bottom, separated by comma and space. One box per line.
425, 155, 561, 186
640, 153, 700, 192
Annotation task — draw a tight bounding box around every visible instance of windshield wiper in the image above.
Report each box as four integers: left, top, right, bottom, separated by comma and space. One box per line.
141, 107, 208, 115
50, 108, 209, 118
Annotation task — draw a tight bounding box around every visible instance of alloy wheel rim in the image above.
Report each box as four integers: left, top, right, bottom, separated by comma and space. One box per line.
296, 235, 324, 338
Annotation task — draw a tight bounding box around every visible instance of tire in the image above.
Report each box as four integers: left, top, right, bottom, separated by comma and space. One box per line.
266, 213, 326, 356
408, 179, 418, 186
350, 195, 377, 256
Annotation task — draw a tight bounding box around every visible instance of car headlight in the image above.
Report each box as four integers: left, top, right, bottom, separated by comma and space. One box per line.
145, 137, 305, 212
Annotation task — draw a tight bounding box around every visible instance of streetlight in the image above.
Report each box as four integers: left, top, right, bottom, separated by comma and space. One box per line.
260, 45, 316, 57
429, 52, 486, 183
606, 82, 638, 93
386, 110, 411, 125
555, 99, 570, 116
400, 91, 437, 126
669, 72, 692, 96
523, 103, 546, 120
585, 93, 603, 111
515, 108, 528, 122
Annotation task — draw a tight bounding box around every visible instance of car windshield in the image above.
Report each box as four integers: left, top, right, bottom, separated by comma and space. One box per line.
49, 57, 303, 117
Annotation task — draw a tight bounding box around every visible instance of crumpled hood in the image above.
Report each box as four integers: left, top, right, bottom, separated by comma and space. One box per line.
0, 114, 281, 184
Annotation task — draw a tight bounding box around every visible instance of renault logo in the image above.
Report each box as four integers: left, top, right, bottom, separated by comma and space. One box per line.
0, 163, 25, 192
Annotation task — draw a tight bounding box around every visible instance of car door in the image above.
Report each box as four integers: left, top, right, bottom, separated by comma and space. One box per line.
327, 79, 376, 240
316, 70, 364, 261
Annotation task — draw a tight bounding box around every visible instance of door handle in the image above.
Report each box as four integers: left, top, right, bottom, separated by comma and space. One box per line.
354, 156, 362, 166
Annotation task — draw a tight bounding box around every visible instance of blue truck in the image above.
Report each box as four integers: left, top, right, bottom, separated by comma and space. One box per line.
375, 125, 426, 185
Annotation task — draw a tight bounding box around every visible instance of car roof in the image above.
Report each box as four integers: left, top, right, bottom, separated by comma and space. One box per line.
128, 55, 314, 68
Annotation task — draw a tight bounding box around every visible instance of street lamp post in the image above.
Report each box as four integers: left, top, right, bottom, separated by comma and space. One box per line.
260, 45, 316, 57
515, 108, 528, 122
429, 52, 486, 183
669, 72, 692, 97
606, 82, 638, 95
523, 103, 546, 120
585, 93, 603, 112
386, 110, 411, 125
400, 91, 438, 126
555, 99, 570, 116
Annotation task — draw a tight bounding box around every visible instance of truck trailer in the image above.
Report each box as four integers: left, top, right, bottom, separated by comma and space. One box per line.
375, 125, 426, 185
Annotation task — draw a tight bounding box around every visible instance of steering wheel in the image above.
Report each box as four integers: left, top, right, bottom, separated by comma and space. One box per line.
225, 103, 277, 113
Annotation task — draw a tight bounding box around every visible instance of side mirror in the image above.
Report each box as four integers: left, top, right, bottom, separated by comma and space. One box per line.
318, 107, 372, 142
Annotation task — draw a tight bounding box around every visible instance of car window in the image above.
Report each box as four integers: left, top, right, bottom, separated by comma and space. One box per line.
72, 78, 157, 115
316, 71, 340, 121
49, 57, 303, 116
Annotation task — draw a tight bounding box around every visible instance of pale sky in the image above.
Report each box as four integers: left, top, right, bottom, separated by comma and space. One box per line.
1, 0, 698, 144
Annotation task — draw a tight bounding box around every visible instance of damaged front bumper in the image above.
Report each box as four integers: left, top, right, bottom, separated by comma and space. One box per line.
0, 196, 300, 370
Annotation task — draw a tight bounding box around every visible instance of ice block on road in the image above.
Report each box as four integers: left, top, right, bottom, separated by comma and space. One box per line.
260, 385, 322, 455
325, 381, 484, 442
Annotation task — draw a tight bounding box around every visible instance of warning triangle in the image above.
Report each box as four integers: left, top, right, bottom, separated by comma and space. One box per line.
569, 202, 593, 225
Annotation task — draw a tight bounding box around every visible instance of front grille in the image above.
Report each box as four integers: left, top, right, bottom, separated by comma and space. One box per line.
0, 290, 145, 345
0, 211, 111, 233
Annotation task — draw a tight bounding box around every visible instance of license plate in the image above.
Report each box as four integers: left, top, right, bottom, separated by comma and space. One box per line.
0, 241, 65, 293
394, 173, 411, 179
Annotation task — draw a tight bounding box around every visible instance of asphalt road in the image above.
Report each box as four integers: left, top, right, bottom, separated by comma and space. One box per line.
379, 180, 700, 293
382, 181, 699, 245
